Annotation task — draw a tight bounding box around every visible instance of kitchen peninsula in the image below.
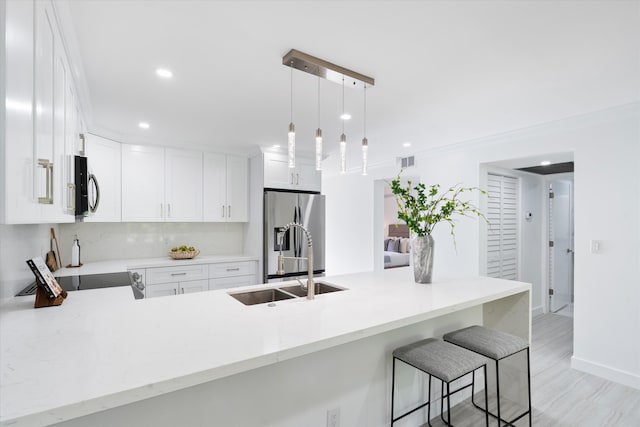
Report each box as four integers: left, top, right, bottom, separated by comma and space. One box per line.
0, 268, 530, 427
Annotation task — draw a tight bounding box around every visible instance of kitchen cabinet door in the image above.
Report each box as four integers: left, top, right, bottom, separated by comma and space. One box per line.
295, 157, 321, 192
1, 0, 39, 223
209, 275, 257, 290
33, 1, 57, 219
263, 152, 293, 190
164, 149, 203, 222
226, 155, 248, 222
121, 145, 165, 221
203, 152, 226, 222
84, 135, 121, 222
203, 153, 248, 222
145, 282, 179, 298
179, 280, 209, 295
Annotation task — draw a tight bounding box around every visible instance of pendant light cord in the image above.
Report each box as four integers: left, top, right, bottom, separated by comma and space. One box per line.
363, 84, 367, 136
317, 77, 321, 126
290, 61, 293, 123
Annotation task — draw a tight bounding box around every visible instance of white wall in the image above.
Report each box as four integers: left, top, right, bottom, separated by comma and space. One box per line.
323, 104, 640, 389
383, 188, 399, 238
0, 224, 57, 298
57, 222, 244, 263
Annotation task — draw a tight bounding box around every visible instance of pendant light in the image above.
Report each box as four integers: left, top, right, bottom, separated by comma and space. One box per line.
340, 76, 347, 173
361, 84, 368, 176
288, 61, 295, 169
315, 77, 323, 171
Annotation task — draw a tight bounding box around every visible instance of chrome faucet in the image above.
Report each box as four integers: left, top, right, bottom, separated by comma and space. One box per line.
276, 222, 315, 300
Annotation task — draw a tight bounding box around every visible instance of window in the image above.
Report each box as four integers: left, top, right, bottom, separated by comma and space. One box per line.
486, 173, 518, 279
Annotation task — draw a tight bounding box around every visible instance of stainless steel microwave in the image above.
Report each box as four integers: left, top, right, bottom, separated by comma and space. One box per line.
74, 155, 99, 217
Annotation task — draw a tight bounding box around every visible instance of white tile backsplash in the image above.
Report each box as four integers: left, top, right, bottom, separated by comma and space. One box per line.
0, 224, 57, 298
57, 222, 245, 264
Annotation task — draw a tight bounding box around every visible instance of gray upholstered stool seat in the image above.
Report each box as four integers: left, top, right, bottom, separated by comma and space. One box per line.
443, 325, 528, 360
393, 338, 488, 382
391, 338, 490, 426
444, 325, 532, 427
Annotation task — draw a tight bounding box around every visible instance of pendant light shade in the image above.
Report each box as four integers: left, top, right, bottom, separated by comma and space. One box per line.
340, 133, 347, 174
287, 62, 295, 169
315, 77, 323, 171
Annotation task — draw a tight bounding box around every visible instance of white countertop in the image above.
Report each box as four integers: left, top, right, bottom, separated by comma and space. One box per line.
0, 268, 530, 427
53, 254, 259, 277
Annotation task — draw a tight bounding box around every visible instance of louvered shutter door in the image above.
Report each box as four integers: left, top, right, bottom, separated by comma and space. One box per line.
486, 173, 519, 280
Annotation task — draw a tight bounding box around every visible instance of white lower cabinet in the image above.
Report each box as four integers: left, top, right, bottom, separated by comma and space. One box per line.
146, 279, 209, 298
145, 264, 209, 298
209, 275, 256, 291
209, 260, 257, 290
142, 260, 257, 298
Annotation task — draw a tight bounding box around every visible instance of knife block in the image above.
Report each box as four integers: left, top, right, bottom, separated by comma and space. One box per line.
34, 279, 67, 309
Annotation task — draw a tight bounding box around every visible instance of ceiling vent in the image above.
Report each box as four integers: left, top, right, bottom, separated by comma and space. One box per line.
399, 156, 415, 169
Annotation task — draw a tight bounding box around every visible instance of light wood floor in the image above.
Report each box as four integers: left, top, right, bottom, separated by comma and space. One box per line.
420, 314, 640, 426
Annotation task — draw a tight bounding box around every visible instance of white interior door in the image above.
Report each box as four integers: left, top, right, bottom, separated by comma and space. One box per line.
549, 179, 574, 313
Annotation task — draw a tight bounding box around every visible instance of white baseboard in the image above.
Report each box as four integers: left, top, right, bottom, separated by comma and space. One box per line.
532, 305, 544, 318
571, 356, 640, 390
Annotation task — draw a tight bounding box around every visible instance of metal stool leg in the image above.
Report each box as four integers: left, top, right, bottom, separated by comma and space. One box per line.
527, 348, 532, 427
483, 365, 489, 427
390, 357, 395, 426
496, 359, 502, 427
427, 375, 433, 427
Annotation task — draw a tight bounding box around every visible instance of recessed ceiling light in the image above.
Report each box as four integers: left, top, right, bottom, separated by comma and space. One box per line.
272, 144, 280, 148
138, 122, 150, 129
156, 68, 173, 78
403, 142, 412, 147
340, 113, 351, 120
540, 160, 551, 166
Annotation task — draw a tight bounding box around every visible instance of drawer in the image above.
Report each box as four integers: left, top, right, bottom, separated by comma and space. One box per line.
209, 261, 256, 278
209, 275, 257, 290
146, 264, 209, 284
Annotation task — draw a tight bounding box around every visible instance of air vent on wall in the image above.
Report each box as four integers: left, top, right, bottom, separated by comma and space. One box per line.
399, 156, 415, 168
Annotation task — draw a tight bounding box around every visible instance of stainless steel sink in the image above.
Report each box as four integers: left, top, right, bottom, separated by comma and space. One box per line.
230, 288, 295, 306
278, 281, 345, 297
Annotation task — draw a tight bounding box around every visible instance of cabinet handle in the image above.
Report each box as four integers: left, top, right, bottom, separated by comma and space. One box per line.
67, 183, 76, 212
228, 205, 231, 218
168, 203, 171, 218
173, 289, 177, 295
222, 205, 225, 218
160, 203, 163, 217
37, 159, 54, 204
290, 173, 294, 185
181, 288, 185, 294
171, 272, 187, 276
296, 173, 299, 185
226, 268, 240, 271
78, 133, 86, 156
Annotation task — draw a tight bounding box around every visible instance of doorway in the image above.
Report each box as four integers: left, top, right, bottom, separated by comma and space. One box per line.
547, 176, 575, 316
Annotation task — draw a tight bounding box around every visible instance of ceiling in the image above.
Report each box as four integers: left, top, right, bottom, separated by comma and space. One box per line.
59, 0, 640, 174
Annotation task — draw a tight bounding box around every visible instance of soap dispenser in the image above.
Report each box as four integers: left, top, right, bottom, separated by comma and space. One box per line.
71, 235, 81, 267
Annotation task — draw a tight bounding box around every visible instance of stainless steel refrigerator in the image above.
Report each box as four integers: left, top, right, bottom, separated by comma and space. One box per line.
264, 190, 325, 283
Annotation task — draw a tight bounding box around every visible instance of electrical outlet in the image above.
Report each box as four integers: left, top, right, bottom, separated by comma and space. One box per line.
327, 408, 340, 427
590, 240, 602, 254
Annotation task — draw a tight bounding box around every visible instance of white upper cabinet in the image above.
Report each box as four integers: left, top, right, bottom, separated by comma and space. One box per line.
1, 0, 75, 224
263, 152, 321, 192
122, 146, 203, 222
121, 145, 165, 222
165, 148, 203, 222
84, 134, 121, 222
226, 155, 249, 221
1, 0, 39, 223
203, 153, 248, 222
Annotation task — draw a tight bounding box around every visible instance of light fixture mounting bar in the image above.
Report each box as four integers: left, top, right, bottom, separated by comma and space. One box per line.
283, 49, 374, 89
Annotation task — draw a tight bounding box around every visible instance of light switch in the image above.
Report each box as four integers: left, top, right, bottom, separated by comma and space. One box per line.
590, 240, 602, 254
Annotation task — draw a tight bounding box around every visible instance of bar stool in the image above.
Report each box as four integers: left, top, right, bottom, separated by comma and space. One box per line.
444, 325, 532, 426
391, 338, 490, 426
